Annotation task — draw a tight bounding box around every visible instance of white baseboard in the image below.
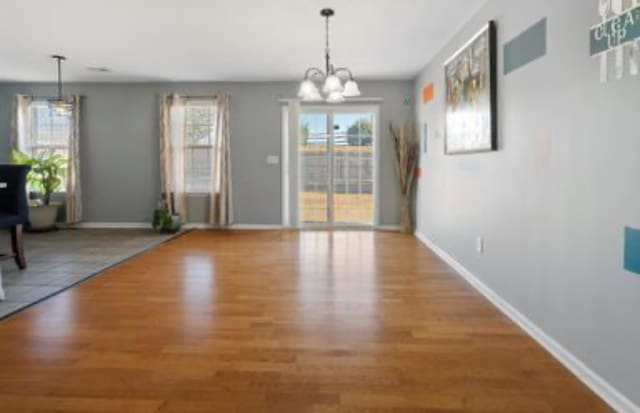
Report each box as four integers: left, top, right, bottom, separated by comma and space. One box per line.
73, 222, 151, 229
375, 225, 402, 232
414, 230, 639, 413
182, 223, 216, 229
230, 224, 283, 230
184, 223, 400, 231
73, 222, 285, 230
182, 223, 284, 230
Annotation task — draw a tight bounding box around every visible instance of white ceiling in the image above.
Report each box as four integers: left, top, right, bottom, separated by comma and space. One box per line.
0, 0, 486, 82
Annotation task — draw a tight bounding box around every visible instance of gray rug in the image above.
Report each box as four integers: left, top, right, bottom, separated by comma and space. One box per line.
0, 228, 177, 320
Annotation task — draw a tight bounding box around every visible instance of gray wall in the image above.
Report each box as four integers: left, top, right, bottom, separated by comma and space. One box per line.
0, 81, 412, 225
414, 0, 639, 407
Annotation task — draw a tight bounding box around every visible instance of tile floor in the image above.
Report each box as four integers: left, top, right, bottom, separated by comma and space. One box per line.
0, 228, 177, 319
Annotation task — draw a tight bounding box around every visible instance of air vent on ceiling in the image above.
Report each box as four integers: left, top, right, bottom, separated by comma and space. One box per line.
86, 66, 111, 73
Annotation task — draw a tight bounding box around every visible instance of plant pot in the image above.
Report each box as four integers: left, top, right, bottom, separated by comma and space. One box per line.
153, 209, 182, 234
28, 204, 59, 232
161, 214, 182, 234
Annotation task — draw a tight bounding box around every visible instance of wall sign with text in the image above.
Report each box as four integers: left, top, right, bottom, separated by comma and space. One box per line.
591, 0, 640, 82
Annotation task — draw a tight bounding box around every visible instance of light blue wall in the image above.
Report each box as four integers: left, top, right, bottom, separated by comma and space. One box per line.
414, 0, 640, 407
0, 81, 412, 225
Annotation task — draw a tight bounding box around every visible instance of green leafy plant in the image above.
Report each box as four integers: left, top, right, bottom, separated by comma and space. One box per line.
12, 149, 67, 206
152, 193, 181, 233
152, 207, 181, 233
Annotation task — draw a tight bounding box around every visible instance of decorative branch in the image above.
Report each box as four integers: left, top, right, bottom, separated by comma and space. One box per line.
390, 121, 420, 233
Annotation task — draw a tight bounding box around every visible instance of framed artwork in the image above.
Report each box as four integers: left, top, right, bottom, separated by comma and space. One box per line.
444, 21, 497, 154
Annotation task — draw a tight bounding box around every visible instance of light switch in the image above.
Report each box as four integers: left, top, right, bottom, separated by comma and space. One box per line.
267, 155, 280, 165
476, 237, 484, 254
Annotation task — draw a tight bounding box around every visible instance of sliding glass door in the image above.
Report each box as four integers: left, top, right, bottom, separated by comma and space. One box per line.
299, 106, 377, 227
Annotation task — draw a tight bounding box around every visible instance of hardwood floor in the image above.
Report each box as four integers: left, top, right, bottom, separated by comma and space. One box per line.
0, 230, 611, 412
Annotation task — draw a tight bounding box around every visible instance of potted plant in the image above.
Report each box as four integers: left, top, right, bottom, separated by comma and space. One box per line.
12, 149, 67, 231
152, 193, 182, 233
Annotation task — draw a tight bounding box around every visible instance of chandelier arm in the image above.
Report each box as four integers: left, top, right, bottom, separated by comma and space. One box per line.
333, 67, 354, 80
304, 67, 327, 80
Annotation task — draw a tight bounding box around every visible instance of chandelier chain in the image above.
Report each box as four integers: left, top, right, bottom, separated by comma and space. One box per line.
324, 13, 330, 74
57, 57, 62, 98
298, 8, 360, 102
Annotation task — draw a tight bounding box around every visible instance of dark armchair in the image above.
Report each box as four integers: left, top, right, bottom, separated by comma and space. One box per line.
0, 164, 30, 269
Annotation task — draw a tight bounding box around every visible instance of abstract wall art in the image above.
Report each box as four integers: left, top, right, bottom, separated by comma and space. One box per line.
422, 123, 428, 154
444, 21, 497, 154
504, 18, 547, 75
422, 83, 434, 104
591, 0, 640, 82
624, 226, 640, 275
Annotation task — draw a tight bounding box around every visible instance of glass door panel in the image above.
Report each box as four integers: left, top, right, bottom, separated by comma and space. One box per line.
299, 112, 329, 224
332, 113, 375, 226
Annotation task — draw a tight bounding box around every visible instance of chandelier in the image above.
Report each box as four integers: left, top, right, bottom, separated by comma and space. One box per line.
48, 55, 73, 116
297, 8, 361, 103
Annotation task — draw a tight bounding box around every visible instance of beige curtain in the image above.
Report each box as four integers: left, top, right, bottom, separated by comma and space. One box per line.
10, 94, 32, 152
159, 94, 187, 218
210, 93, 233, 226
66, 95, 82, 224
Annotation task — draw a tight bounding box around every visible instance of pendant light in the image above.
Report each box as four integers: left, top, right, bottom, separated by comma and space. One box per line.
48, 55, 73, 116
298, 8, 361, 102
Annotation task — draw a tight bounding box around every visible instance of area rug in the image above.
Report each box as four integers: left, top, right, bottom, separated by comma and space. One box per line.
0, 228, 179, 320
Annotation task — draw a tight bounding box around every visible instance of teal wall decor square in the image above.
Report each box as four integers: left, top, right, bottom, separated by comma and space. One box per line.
504, 18, 547, 75
624, 227, 640, 275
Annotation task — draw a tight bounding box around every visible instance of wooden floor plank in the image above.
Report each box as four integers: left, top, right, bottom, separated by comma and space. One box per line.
0, 230, 612, 412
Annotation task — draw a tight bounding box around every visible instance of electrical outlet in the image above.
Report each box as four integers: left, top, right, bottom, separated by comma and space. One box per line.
266, 155, 280, 165
476, 237, 484, 254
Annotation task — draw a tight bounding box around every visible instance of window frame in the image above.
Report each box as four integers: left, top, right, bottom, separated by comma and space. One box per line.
183, 98, 218, 195
26, 100, 74, 193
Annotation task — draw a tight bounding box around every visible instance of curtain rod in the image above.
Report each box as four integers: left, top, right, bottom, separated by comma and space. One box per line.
26, 95, 84, 99
278, 97, 383, 104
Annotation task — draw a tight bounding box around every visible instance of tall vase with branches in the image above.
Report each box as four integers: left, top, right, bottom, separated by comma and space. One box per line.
390, 122, 419, 233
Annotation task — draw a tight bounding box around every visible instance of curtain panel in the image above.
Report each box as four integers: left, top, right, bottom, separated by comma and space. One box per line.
159, 94, 187, 218
10, 94, 32, 153
10, 94, 82, 224
210, 93, 233, 226
66, 95, 82, 224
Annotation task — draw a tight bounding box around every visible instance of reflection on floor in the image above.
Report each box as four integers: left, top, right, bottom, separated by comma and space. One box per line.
0, 229, 175, 319
0, 230, 612, 412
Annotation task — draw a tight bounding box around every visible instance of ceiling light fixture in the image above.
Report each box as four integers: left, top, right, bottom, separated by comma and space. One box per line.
86, 66, 111, 73
298, 8, 361, 103
48, 55, 73, 116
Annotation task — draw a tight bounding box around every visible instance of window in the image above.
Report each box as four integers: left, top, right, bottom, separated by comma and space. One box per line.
184, 100, 217, 193
27, 101, 72, 188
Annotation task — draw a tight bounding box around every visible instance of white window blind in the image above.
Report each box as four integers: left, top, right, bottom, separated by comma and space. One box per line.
184, 99, 217, 193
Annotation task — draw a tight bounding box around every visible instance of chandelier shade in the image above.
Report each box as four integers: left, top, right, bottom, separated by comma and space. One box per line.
342, 80, 361, 97
322, 74, 343, 94
326, 91, 346, 104
298, 8, 361, 103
